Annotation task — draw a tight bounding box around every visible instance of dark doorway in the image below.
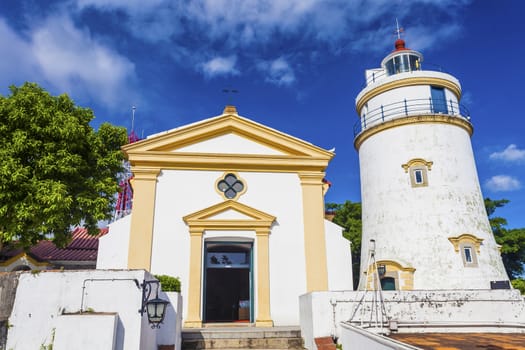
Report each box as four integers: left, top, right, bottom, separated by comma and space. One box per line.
204, 242, 252, 323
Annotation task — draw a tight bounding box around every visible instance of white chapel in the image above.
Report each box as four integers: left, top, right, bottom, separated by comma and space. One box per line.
97, 106, 353, 328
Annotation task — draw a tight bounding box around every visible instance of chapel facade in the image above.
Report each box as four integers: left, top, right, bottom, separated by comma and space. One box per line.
97, 106, 353, 327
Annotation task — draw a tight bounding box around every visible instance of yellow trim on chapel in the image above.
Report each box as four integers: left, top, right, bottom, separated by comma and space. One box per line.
127, 167, 160, 270
183, 200, 276, 328
123, 112, 334, 173
299, 172, 329, 292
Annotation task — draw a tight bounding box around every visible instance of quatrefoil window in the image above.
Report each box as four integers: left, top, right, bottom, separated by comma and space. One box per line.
217, 173, 245, 199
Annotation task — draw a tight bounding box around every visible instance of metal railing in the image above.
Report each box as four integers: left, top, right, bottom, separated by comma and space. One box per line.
364, 63, 445, 87
354, 98, 471, 136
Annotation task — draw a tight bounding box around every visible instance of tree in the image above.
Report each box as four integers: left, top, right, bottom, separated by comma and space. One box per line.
0, 83, 128, 249
485, 198, 525, 280
326, 201, 362, 288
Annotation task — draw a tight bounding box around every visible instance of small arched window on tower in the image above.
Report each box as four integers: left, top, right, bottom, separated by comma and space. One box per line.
448, 234, 484, 267
402, 158, 433, 188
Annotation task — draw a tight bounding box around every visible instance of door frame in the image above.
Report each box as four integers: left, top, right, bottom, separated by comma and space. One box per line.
203, 241, 254, 323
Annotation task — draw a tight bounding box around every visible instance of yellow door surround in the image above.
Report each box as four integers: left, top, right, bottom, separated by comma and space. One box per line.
183, 200, 276, 328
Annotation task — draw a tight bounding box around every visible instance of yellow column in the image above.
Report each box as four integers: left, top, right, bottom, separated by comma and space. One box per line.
255, 228, 273, 327
299, 172, 329, 292
184, 228, 204, 328
127, 167, 160, 270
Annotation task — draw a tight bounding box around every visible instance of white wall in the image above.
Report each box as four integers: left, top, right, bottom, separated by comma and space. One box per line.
324, 220, 353, 291
54, 313, 118, 350
358, 122, 508, 289
157, 291, 183, 349
300, 289, 525, 350
97, 215, 131, 269
176, 133, 285, 155
6, 270, 180, 350
149, 170, 308, 326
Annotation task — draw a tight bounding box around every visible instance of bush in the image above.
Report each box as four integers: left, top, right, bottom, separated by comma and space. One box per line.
511, 278, 525, 295
154, 275, 181, 292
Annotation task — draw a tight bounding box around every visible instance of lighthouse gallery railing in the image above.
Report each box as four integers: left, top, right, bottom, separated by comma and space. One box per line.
354, 98, 471, 137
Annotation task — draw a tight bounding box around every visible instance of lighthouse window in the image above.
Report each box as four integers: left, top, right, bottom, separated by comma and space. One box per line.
402, 158, 433, 188
448, 234, 482, 268
409, 167, 428, 187
460, 244, 478, 267
464, 247, 473, 263
414, 169, 424, 184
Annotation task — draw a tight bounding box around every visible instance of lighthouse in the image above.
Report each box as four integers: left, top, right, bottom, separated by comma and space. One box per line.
354, 37, 509, 291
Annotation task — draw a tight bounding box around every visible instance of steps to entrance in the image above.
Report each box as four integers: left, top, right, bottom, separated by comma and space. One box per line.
182, 326, 304, 350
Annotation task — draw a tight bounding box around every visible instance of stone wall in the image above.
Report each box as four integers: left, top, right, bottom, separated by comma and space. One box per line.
0, 273, 19, 350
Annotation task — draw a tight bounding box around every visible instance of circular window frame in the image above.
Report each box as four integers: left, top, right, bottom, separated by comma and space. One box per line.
215, 172, 247, 200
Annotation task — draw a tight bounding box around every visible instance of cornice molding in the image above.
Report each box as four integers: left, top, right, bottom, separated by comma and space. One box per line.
356, 76, 462, 114
354, 115, 473, 150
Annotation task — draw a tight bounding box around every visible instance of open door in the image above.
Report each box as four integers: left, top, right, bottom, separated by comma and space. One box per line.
204, 242, 253, 323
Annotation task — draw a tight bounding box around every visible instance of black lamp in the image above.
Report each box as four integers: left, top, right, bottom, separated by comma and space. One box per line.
377, 264, 386, 278
139, 280, 170, 328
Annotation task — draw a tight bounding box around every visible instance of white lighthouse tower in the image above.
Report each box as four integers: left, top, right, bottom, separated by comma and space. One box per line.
354, 37, 509, 291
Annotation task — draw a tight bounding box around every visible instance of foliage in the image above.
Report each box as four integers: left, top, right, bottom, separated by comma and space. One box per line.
511, 278, 525, 295
326, 201, 362, 289
0, 83, 128, 248
155, 274, 181, 292
485, 198, 525, 279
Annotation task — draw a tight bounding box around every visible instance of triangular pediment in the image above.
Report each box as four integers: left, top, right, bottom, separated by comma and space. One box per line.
174, 133, 286, 155
183, 200, 275, 230
123, 109, 333, 159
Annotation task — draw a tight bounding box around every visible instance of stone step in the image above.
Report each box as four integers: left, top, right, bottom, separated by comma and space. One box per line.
182, 326, 304, 350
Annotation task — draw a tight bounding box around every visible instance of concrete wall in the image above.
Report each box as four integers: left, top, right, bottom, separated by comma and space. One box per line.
6, 270, 181, 350
54, 313, 118, 350
158, 291, 183, 349
324, 220, 353, 291
300, 290, 525, 350
339, 323, 420, 350
97, 215, 131, 269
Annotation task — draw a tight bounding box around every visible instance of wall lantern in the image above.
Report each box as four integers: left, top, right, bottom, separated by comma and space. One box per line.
377, 264, 386, 278
139, 280, 170, 328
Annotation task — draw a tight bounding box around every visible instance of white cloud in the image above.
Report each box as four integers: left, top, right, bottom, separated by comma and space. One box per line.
485, 175, 522, 192
32, 16, 138, 108
72, 0, 472, 53
489, 144, 525, 162
258, 57, 296, 86
0, 13, 138, 110
0, 20, 40, 87
200, 56, 239, 78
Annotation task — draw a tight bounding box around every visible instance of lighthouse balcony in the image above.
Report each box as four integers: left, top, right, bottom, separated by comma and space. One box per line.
353, 97, 471, 137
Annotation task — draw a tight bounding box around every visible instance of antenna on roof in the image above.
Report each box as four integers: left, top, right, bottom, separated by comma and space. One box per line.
394, 18, 404, 39
131, 106, 136, 132
222, 88, 239, 105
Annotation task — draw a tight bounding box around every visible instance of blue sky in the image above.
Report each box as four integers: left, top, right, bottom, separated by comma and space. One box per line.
1, 0, 524, 229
